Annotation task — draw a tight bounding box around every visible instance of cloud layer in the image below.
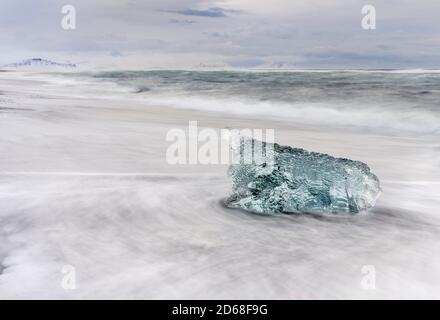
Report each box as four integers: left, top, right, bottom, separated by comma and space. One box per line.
0, 0, 439, 68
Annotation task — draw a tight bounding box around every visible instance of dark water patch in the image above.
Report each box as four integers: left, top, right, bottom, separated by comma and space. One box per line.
134, 86, 151, 93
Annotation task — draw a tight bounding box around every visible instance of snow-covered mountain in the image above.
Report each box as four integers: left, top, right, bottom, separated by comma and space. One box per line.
2, 58, 76, 69
257, 61, 299, 70
191, 60, 300, 71
191, 62, 230, 70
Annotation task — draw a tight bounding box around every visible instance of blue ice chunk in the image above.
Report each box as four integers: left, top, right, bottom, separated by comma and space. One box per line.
225, 137, 381, 215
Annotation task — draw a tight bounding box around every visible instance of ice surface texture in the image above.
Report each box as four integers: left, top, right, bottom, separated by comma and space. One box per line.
225, 137, 381, 215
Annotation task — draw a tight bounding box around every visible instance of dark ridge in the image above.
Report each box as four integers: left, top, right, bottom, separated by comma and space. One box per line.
2, 58, 76, 68
0, 258, 4, 275
0, 107, 34, 111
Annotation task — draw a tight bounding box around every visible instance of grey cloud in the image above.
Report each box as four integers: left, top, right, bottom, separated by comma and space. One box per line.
169, 19, 196, 24
109, 50, 125, 57
173, 7, 228, 18
0, 0, 439, 68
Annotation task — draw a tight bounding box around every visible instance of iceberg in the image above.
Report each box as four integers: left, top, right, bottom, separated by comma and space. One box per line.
225, 137, 381, 215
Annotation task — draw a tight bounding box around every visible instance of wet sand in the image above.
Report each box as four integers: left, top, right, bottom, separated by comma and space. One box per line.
0, 72, 439, 299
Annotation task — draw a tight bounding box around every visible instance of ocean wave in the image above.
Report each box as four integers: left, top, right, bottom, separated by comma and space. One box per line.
33, 71, 440, 134
136, 94, 440, 134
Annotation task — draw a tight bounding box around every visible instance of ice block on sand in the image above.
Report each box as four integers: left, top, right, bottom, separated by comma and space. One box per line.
225, 137, 381, 215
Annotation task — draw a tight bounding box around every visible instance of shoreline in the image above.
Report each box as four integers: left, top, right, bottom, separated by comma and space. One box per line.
0, 71, 439, 299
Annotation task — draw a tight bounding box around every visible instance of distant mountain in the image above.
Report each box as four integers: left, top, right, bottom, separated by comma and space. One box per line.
192, 62, 229, 70
257, 61, 298, 70
2, 58, 76, 69
191, 61, 299, 71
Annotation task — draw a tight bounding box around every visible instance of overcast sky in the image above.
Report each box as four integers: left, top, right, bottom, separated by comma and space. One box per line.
1, 0, 440, 69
